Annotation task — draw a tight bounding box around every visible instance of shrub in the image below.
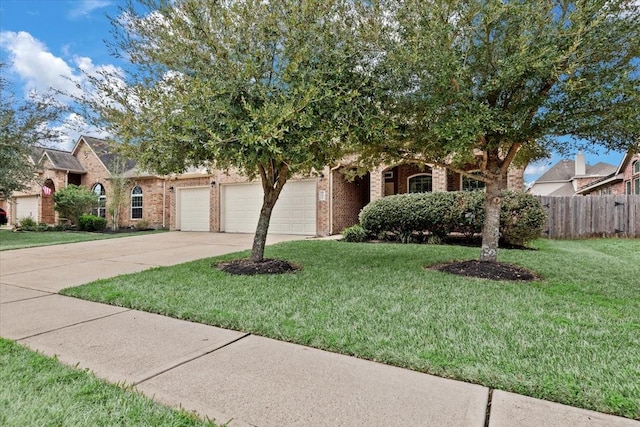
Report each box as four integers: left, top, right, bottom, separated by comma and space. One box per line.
78, 215, 107, 232
134, 218, 150, 230
499, 191, 547, 246
341, 224, 367, 242
18, 217, 38, 230
359, 192, 460, 240
36, 222, 51, 232
53, 185, 99, 225
359, 190, 545, 246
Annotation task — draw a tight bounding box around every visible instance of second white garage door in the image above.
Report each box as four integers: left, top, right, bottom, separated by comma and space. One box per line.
222, 180, 316, 235
178, 187, 210, 231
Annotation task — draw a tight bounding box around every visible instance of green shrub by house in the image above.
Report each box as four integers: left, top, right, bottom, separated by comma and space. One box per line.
53, 185, 99, 225
342, 224, 368, 242
78, 215, 107, 232
359, 191, 546, 246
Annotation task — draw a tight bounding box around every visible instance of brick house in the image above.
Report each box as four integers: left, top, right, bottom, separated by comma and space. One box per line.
575, 150, 640, 196
3, 135, 524, 235
3, 136, 169, 229
168, 160, 523, 236
527, 152, 617, 196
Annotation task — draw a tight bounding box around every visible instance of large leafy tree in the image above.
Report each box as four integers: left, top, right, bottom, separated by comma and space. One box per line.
78, 0, 378, 262
0, 63, 64, 197
366, 0, 639, 262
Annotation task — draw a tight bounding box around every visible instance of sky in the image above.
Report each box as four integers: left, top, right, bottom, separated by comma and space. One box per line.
0, 0, 628, 185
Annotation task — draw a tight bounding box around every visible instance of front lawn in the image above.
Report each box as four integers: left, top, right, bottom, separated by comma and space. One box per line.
0, 338, 216, 426
0, 229, 166, 251
61, 238, 640, 419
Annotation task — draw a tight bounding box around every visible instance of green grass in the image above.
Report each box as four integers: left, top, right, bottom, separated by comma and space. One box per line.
0, 229, 166, 251
61, 238, 640, 419
0, 338, 217, 426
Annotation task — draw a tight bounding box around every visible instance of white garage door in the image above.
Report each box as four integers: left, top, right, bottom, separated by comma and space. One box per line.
222, 180, 316, 235
16, 196, 39, 222
178, 187, 210, 231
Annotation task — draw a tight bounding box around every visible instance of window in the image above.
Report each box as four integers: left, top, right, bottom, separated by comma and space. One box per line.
626, 181, 632, 195
131, 186, 143, 219
634, 161, 640, 174
92, 183, 106, 218
635, 178, 640, 195
408, 174, 432, 193
461, 172, 486, 191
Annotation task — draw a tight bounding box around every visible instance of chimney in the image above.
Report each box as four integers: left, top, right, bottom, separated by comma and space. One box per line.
575, 150, 586, 176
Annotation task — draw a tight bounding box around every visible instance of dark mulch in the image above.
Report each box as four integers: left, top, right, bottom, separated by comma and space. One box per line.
216, 258, 301, 275
430, 260, 539, 281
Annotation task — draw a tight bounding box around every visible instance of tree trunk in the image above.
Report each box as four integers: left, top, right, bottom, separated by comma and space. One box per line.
480, 176, 507, 262
251, 189, 279, 263
250, 162, 289, 263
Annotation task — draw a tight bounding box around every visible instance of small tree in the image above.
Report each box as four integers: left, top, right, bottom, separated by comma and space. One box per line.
106, 159, 129, 231
75, 0, 380, 262
53, 185, 99, 226
364, 0, 640, 262
0, 62, 65, 197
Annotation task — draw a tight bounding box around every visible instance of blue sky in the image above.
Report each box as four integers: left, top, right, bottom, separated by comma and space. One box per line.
0, 0, 627, 184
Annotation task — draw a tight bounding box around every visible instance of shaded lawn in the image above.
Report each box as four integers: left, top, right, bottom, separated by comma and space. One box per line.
61, 238, 640, 419
0, 229, 166, 251
0, 339, 217, 426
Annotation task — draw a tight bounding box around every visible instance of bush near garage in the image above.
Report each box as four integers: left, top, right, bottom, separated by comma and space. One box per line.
358, 190, 546, 247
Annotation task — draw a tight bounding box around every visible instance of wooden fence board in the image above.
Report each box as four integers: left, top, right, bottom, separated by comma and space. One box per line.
536, 195, 640, 239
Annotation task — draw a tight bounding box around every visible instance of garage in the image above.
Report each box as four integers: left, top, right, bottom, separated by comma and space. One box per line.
222, 180, 316, 235
15, 196, 39, 223
178, 187, 210, 231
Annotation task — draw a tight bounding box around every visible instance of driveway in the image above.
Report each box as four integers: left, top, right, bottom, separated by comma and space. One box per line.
0, 232, 306, 294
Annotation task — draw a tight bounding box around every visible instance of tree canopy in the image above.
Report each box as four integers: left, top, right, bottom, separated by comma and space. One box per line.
78, 0, 380, 262
364, 0, 640, 261
0, 63, 65, 197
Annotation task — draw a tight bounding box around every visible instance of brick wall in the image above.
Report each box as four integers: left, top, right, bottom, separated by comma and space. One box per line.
331, 169, 369, 234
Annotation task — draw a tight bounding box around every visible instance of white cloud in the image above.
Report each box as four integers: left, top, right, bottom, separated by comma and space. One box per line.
50, 113, 112, 151
0, 31, 124, 146
68, 0, 112, 19
0, 31, 80, 100
524, 163, 551, 177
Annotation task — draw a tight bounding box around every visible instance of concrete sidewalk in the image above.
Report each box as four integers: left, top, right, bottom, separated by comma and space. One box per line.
1, 232, 637, 426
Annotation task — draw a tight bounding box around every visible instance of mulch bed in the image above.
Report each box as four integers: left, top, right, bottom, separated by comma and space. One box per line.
429, 260, 539, 281
216, 258, 301, 275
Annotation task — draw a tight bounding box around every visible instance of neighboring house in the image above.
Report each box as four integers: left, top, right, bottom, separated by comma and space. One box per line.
575, 150, 640, 196
4, 136, 169, 229
527, 152, 617, 196
4, 135, 525, 235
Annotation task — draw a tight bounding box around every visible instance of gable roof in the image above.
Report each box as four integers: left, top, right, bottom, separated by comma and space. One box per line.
72, 136, 138, 176
40, 148, 86, 173
536, 160, 575, 182
615, 145, 640, 175
535, 160, 616, 183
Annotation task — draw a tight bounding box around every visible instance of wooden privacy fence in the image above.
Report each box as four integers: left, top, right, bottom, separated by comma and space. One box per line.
536, 195, 640, 239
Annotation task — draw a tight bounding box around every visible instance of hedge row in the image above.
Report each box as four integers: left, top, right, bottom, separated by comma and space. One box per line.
357, 190, 546, 246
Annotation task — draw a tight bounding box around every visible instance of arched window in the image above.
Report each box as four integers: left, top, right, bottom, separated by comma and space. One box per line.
92, 183, 106, 218
131, 186, 143, 219
408, 174, 432, 193
633, 160, 639, 174
461, 171, 486, 191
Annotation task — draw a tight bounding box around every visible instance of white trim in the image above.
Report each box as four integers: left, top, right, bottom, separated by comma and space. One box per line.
130, 185, 143, 220
407, 173, 433, 193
